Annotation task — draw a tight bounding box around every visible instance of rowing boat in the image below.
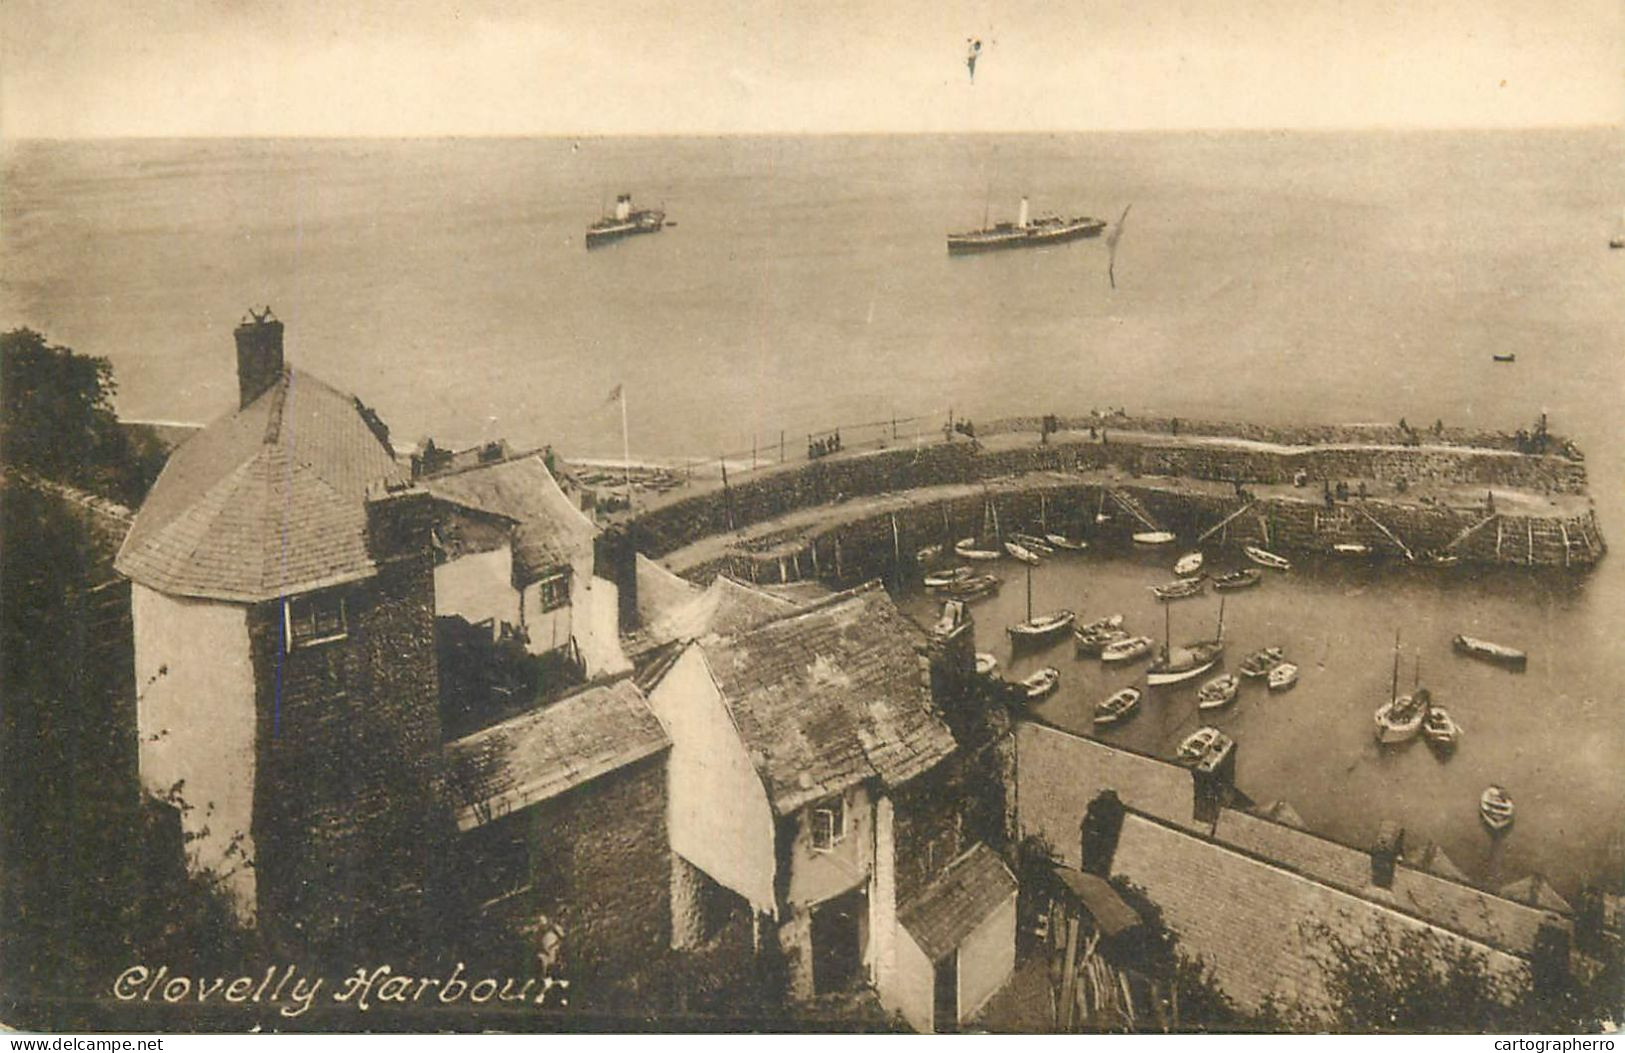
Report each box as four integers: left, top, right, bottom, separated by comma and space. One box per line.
1093, 687, 1142, 725
1244, 545, 1291, 570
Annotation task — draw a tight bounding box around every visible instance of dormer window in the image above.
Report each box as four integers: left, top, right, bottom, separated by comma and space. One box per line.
285, 591, 348, 651
810, 795, 847, 852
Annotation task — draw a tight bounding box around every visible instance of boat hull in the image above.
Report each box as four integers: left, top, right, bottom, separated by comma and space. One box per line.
585, 212, 666, 248
947, 218, 1106, 255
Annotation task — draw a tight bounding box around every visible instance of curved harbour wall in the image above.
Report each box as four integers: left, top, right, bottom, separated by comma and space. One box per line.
628, 424, 1602, 582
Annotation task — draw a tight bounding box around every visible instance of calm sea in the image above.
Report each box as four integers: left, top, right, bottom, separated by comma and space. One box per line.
4, 131, 1622, 894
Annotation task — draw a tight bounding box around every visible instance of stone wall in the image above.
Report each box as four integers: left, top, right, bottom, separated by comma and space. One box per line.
249, 551, 449, 959
634, 435, 1600, 577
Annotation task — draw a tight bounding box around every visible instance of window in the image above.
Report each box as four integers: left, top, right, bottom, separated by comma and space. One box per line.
285, 592, 348, 650
536, 570, 570, 613
810, 795, 847, 852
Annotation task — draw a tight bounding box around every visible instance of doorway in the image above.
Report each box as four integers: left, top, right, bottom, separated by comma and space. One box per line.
932, 950, 959, 1032
810, 885, 867, 994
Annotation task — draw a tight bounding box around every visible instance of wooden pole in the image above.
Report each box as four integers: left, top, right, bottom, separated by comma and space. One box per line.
1059, 915, 1081, 1031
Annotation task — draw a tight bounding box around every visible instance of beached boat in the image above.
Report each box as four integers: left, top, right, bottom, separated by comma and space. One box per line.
1174, 552, 1204, 577
1045, 533, 1088, 551
1011, 533, 1055, 555
1333, 542, 1372, 557
1007, 609, 1076, 642
974, 652, 1000, 678
955, 537, 1002, 561
944, 573, 1000, 601
1212, 568, 1263, 591
1177, 726, 1233, 765
923, 566, 976, 589
1423, 706, 1461, 752
1147, 599, 1226, 686
1453, 634, 1527, 670
1479, 785, 1515, 832
915, 544, 944, 564
1238, 646, 1285, 678
1267, 662, 1300, 691
1072, 614, 1127, 655
1004, 541, 1041, 565
1021, 667, 1061, 701
1133, 530, 1176, 546
1093, 687, 1142, 726
1151, 577, 1205, 601
1196, 673, 1240, 710
1375, 687, 1429, 744
1244, 545, 1292, 570
1100, 635, 1154, 663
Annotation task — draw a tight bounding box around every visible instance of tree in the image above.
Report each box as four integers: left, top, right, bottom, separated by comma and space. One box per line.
1, 328, 165, 505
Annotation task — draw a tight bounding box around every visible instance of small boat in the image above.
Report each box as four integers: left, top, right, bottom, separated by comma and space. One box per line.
1374, 688, 1429, 744
1426, 551, 1462, 568
1100, 635, 1154, 663
1177, 726, 1232, 764
1267, 662, 1300, 691
1452, 634, 1527, 670
1174, 552, 1204, 577
974, 652, 1000, 677
1244, 545, 1292, 571
1422, 706, 1461, 751
1238, 646, 1285, 678
923, 566, 976, 589
1072, 614, 1127, 655
1148, 641, 1223, 686
1196, 673, 1240, 710
1007, 609, 1076, 642
1021, 667, 1061, 701
944, 574, 1001, 601
915, 544, 944, 564
955, 537, 1002, 561
1212, 568, 1263, 591
1479, 785, 1515, 832
1004, 541, 1042, 565
1133, 531, 1176, 546
1045, 533, 1088, 551
1011, 533, 1055, 555
1492, 353, 1516, 363
1611, 209, 1625, 249
1093, 687, 1142, 726
1333, 542, 1372, 557
1151, 577, 1205, 601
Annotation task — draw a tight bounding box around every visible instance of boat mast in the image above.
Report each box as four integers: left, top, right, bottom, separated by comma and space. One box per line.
1025, 562, 1033, 623
1215, 596, 1226, 640
1163, 602, 1171, 659
1391, 629, 1401, 702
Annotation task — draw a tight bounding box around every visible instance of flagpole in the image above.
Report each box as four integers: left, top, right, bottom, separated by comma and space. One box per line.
619, 387, 633, 513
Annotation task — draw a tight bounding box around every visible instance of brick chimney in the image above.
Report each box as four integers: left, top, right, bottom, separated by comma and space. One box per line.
234, 307, 285, 408
1192, 737, 1237, 824
1370, 821, 1405, 889
1080, 790, 1126, 877
593, 523, 639, 634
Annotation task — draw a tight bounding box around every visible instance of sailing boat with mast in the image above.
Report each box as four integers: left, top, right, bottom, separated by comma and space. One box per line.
1006, 561, 1075, 644
1374, 630, 1429, 745
1147, 597, 1226, 686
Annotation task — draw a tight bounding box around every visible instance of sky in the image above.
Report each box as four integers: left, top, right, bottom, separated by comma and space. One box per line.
2, 0, 1621, 137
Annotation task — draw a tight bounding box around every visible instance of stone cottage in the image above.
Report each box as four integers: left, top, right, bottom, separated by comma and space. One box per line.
642, 581, 1017, 1028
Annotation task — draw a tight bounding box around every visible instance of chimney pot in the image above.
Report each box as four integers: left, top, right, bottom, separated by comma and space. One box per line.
234, 307, 285, 409
1370, 821, 1405, 889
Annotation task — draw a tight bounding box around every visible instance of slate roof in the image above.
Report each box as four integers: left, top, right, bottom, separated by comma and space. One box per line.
644, 574, 800, 648
1498, 875, 1573, 915
1051, 866, 1143, 937
1109, 810, 1536, 1016
701, 583, 958, 816
898, 843, 1018, 963
116, 368, 406, 602
442, 677, 669, 831
419, 454, 596, 582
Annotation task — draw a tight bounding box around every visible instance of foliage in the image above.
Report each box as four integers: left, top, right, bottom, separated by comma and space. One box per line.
0, 484, 253, 1030
1, 328, 166, 505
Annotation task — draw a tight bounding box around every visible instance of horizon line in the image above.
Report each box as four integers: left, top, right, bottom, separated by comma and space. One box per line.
4, 121, 1621, 144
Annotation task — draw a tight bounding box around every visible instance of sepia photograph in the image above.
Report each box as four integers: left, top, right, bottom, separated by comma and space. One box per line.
1, 0, 1622, 1038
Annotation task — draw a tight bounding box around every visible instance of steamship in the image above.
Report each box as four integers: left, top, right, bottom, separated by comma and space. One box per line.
947, 197, 1106, 255
585, 194, 666, 249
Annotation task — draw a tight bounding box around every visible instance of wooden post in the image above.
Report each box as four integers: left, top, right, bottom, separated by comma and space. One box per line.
835, 536, 844, 581
780, 430, 785, 463
1059, 915, 1081, 1031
